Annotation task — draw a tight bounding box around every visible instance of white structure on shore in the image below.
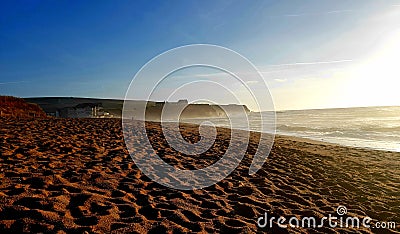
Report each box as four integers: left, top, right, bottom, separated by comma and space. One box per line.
59, 103, 113, 118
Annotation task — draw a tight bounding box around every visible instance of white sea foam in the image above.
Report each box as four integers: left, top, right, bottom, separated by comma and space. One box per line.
183, 106, 400, 152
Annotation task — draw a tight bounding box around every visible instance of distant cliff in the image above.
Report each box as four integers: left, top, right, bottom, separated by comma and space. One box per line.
24, 97, 250, 119
145, 102, 250, 120
0, 96, 47, 118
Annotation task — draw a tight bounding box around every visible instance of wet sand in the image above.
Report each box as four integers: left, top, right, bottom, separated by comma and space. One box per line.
0, 117, 399, 233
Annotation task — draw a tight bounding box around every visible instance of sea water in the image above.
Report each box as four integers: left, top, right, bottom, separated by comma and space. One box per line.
183, 106, 400, 152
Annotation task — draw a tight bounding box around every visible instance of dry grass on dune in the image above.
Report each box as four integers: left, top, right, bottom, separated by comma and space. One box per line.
0, 96, 47, 118
0, 117, 399, 233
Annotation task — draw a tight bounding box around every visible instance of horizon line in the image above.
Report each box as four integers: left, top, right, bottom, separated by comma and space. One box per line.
18, 95, 400, 112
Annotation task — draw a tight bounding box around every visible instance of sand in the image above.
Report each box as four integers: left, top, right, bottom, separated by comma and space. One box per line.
0, 117, 399, 233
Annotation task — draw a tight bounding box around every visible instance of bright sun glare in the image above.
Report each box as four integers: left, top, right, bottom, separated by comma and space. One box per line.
342, 29, 400, 107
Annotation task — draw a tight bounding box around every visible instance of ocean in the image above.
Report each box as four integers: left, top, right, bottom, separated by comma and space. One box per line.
183, 106, 400, 152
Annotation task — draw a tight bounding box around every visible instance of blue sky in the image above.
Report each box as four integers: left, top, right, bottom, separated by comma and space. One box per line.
1, 0, 400, 110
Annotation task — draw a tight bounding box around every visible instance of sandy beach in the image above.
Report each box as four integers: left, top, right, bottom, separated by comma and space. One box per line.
0, 117, 399, 233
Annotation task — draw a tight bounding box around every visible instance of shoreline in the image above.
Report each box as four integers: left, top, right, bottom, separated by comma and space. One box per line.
179, 118, 400, 153
275, 133, 400, 153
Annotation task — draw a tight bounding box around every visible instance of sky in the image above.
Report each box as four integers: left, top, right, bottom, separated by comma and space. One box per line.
1, 0, 400, 110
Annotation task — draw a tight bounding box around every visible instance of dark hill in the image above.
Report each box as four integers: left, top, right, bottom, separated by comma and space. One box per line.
24, 97, 124, 117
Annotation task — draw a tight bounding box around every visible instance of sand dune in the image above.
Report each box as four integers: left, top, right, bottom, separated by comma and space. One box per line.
0, 117, 399, 233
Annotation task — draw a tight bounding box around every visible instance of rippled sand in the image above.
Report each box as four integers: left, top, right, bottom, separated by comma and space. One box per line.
0, 117, 399, 233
